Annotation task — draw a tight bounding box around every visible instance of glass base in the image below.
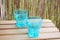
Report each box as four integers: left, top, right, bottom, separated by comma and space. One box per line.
28, 28, 39, 38
28, 33, 39, 38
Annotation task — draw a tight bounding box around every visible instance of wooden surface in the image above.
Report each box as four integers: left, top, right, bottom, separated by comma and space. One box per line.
0, 19, 60, 40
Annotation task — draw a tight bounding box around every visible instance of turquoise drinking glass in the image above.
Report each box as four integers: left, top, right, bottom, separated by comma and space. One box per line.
27, 16, 42, 38
14, 9, 28, 28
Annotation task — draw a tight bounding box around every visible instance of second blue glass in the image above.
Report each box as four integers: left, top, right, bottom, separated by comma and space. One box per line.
27, 16, 42, 38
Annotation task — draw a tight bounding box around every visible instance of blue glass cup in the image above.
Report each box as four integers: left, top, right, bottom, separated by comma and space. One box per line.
27, 16, 42, 38
14, 9, 28, 28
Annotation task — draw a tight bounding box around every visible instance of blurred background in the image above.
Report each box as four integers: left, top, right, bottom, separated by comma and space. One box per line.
0, 0, 60, 30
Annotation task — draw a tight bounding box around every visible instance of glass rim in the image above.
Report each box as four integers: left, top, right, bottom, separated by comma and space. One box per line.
14, 9, 28, 11
28, 16, 42, 19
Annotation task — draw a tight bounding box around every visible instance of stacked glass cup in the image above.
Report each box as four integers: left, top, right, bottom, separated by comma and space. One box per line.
14, 9, 42, 38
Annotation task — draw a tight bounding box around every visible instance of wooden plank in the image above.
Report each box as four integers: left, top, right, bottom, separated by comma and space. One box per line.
47, 39, 60, 40
0, 32, 60, 40
0, 19, 52, 24
0, 25, 55, 29
0, 27, 59, 34
0, 22, 55, 29
43, 19, 52, 23
42, 22, 55, 27
0, 20, 16, 25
